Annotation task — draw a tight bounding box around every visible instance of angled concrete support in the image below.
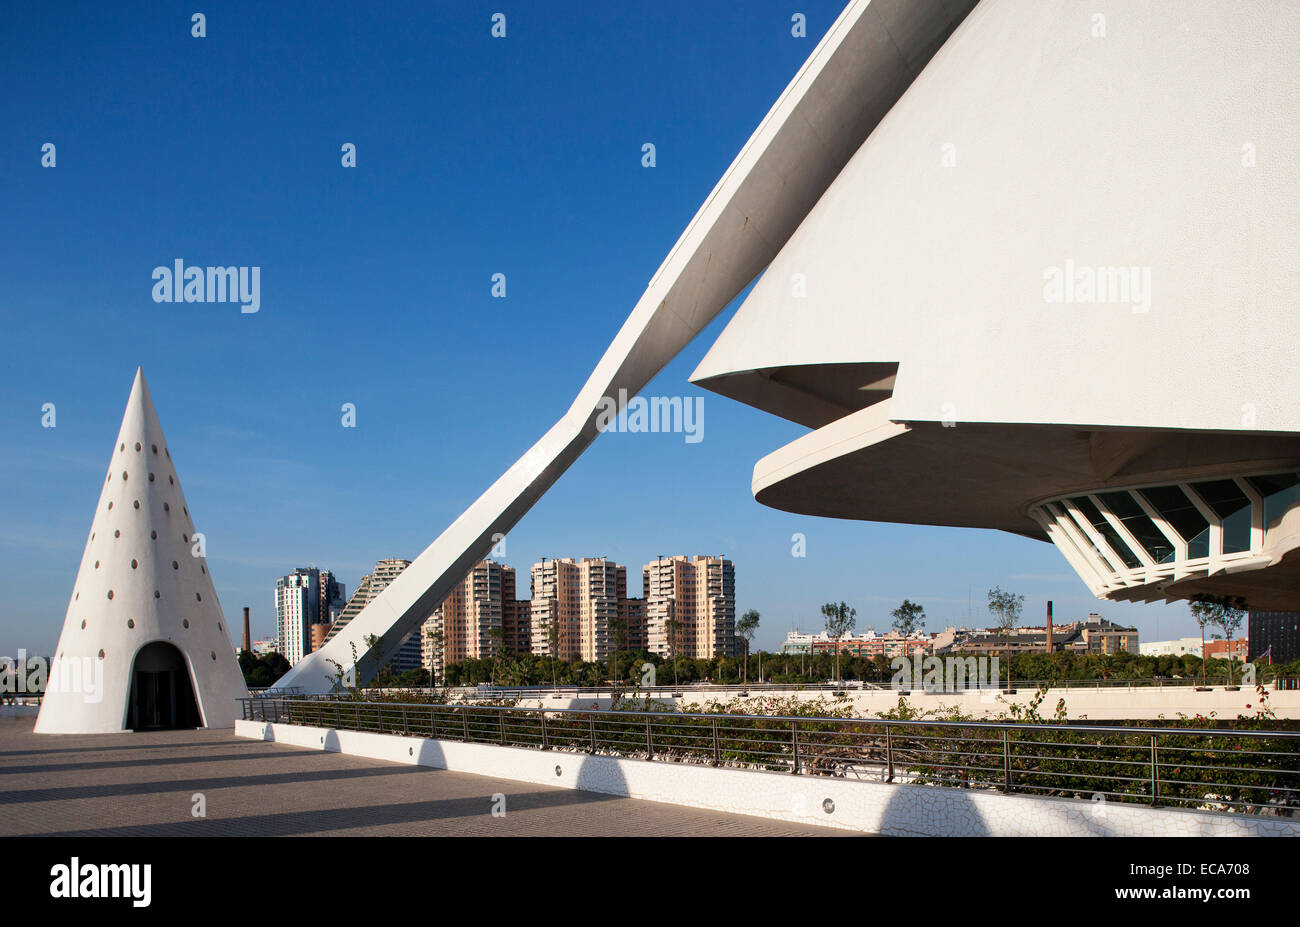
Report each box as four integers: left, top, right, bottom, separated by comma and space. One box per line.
272, 0, 975, 694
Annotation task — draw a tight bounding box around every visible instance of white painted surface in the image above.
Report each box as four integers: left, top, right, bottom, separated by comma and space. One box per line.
693, 0, 1300, 433
237, 720, 1299, 837
35, 369, 248, 734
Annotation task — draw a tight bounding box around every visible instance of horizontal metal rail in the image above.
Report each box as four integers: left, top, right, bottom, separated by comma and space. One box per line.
238, 697, 1300, 816
253, 675, 1299, 700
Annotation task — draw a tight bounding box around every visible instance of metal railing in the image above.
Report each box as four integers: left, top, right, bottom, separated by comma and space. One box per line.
239, 697, 1300, 816
369, 676, 1299, 700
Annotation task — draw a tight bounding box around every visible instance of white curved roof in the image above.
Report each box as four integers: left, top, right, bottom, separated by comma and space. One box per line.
692, 0, 1300, 433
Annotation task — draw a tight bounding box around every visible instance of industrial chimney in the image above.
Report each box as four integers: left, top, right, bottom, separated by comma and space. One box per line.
243, 606, 252, 654
1045, 600, 1054, 654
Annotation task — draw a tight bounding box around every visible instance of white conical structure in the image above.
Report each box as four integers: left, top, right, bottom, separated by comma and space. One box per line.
35, 368, 248, 733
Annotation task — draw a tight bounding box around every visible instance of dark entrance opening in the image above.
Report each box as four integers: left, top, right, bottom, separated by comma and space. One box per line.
128, 642, 202, 730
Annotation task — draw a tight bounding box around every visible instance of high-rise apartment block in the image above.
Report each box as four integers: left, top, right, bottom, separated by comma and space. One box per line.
421, 559, 520, 682
323, 559, 410, 644
644, 555, 736, 659
529, 557, 629, 662
275, 567, 347, 666
321, 558, 418, 674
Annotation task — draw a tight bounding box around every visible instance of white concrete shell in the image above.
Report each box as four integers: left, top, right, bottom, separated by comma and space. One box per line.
690, 0, 1300, 608
35, 369, 248, 733
273, 0, 978, 694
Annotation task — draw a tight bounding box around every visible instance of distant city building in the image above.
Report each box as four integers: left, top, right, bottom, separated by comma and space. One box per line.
504, 595, 531, 656
1248, 610, 1299, 664
322, 558, 414, 674
274, 567, 347, 666
949, 614, 1138, 655
324, 559, 409, 642
781, 629, 928, 658
422, 559, 517, 680
530, 557, 628, 662
644, 555, 737, 660
309, 622, 332, 653
1204, 638, 1249, 662
621, 597, 647, 651
1140, 637, 1206, 658
251, 639, 278, 656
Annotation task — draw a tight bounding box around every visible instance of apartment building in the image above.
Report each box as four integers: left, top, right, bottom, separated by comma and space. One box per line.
274, 567, 346, 666
644, 555, 736, 659
319, 558, 417, 673
529, 557, 628, 662
421, 560, 520, 681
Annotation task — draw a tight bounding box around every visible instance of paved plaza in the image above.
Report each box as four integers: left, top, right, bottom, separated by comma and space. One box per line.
0, 718, 851, 837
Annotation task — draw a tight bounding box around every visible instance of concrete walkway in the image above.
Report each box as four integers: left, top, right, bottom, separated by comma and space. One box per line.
0, 719, 850, 836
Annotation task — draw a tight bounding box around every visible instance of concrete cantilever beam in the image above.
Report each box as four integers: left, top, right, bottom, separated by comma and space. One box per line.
272, 0, 976, 694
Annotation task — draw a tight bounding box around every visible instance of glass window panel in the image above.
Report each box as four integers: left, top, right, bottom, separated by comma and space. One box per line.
1246, 473, 1300, 533
1138, 484, 1209, 559
1068, 496, 1141, 569
1098, 491, 1175, 564
1189, 479, 1252, 554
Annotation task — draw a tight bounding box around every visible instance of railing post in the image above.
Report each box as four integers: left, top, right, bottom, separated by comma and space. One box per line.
402, 704, 409, 735
500, 710, 507, 745
540, 710, 549, 750
791, 720, 800, 775
885, 725, 895, 783
712, 718, 720, 766
462, 708, 470, 742
1150, 734, 1159, 806
589, 715, 597, 755
646, 716, 653, 759
1002, 729, 1011, 793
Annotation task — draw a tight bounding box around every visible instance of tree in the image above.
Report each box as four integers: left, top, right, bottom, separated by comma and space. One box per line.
487, 626, 506, 686
1190, 599, 1246, 685
986, 587, 1023, 634
986, 588, 1023, 687
891, 600, 926, 638
736, 610, 761, 685
820, 601, 857, 684
425, 626, 445, 687
606, 612, 627, 685
665, 616, 683, 689
547, 617, 560, 691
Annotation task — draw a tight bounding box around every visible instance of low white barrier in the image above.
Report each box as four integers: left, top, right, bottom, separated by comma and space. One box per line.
235, 720, 1299, 837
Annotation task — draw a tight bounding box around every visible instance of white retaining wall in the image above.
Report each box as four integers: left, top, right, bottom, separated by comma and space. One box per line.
235, 720, 1298, 837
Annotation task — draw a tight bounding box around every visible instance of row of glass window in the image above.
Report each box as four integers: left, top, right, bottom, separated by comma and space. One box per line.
1045, 472, 1300, 574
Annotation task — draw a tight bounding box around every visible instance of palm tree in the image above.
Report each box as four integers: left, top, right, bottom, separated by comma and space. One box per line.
820, 602, 856, 684
607, 612, 627, 686
548, 616, 560, 691
487, 625, 506, 687
424, 626, 445, 687
666, 616, 682, 689
736, 610, 760, 685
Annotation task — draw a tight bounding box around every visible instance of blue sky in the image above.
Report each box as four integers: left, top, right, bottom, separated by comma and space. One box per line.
0, 1, 1194, 656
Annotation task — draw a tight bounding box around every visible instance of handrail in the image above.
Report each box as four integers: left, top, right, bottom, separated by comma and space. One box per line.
237, 697, 1300, 741
238, 696, 1299, 816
